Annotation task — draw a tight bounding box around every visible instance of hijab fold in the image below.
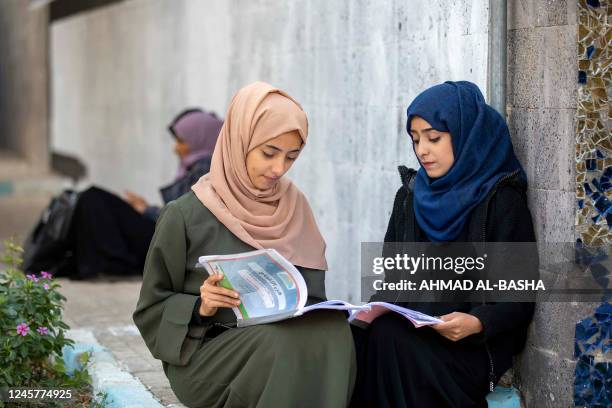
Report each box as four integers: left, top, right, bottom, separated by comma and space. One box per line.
192, 82, 328, 270
407, 81, 526, 242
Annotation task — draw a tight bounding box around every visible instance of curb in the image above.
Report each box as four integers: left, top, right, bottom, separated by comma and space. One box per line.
64, 329, 164, 408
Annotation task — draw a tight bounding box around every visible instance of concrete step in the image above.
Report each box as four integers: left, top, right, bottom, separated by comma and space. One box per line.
0, 174, 72, 198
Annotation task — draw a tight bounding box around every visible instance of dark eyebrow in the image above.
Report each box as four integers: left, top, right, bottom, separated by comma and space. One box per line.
264, 144, 301, 153
409, 128, 436, 136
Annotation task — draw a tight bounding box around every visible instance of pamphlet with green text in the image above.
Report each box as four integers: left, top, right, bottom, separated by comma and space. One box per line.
198, 249, 442, 328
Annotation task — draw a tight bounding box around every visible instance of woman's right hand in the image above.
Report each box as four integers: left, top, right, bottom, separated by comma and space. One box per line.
199, 274, 241, 317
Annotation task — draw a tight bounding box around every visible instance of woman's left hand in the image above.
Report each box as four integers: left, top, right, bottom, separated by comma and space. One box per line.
124, 190, 148, 214
431, 312, 483, 342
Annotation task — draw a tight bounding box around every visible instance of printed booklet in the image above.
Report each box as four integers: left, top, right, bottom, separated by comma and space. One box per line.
198, 249, 443, 328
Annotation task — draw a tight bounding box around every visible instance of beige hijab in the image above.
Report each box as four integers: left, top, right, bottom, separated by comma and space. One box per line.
191, 82, 328, 270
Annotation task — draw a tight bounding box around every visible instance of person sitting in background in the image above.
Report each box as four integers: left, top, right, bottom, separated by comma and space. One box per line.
60, 109, 223, 279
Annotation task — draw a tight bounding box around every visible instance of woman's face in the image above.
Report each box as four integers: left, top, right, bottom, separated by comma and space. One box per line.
409, 116, 454, 178
174, 137, 190, 159
246, 130, 303, 190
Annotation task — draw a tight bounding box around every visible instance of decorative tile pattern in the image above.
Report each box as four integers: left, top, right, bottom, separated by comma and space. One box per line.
574, 302, 612, 406
574, 1, 611, 406
575, 0, 611, 246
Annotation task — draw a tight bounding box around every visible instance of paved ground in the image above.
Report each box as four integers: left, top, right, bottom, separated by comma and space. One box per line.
0, 188, 182, 407
58, 277, 183, 407
0, 193, 53, 245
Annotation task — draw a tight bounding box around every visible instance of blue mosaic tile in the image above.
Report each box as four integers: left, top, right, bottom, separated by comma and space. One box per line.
574, 356, 596, 406
587, 159, 597, 171
575, 241, 608, 265
590, 363, 610, 403
579, 199, 585, 209
579, 70, 588, 84
592, 168, 612, 193
591, 193, 612, 217
590, 263, 610, 290
598, 179, 611, 192
586, 0, 601, 7
575, 318, 599, 355
574, 302, 612, 406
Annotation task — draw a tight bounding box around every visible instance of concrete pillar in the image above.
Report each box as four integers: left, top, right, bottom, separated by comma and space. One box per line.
505, 1, 595, 406
0, 0, 50, 177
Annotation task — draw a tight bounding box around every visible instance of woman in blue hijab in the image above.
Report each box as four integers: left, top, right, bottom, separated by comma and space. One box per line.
350, 81, 537, 408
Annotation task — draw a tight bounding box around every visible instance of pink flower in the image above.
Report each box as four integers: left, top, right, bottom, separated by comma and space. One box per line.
26, 274, 39, 282
40, 271, 53, 280
37, 327, 49, 335
43, 284, 50, 290
16, 322, 29, 336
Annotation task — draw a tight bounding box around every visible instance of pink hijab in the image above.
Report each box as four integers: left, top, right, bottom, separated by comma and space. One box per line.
191, 82, 328, 271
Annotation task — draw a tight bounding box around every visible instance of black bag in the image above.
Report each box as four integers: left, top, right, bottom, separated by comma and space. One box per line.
22, 190, 80, 274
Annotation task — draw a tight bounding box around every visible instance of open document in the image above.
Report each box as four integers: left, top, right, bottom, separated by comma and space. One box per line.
198, 249, 442, 328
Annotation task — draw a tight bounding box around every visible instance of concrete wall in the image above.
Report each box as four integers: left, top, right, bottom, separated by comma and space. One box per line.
0, 0, 50, 176
50, 1, 232, 195
50, 0, 490, 301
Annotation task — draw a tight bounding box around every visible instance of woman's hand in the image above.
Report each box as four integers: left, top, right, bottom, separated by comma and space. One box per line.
124, 190, 149, 214
199, 274, 241, 317
431, 312, 483, 342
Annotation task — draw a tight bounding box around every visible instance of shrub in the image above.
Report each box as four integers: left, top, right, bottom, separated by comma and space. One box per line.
0, 240, 105, 407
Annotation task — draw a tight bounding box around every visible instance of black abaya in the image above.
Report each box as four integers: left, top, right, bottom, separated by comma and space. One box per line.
350, 313, 490, 408
64, 186, 155, 279
351, 168, 536, 407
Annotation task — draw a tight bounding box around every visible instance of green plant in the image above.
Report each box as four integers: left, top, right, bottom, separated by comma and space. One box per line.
0, 239, 105, 407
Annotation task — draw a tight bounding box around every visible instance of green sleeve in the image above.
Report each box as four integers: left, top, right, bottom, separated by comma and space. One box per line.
132, 202, 202, 366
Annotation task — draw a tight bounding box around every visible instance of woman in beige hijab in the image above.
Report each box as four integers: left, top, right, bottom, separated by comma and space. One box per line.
134, 82, 356, 408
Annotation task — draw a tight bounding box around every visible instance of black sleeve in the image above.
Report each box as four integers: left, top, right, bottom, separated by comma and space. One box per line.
191, 297, 203, 324
469, 186, 537, 341
384, 186, 407, 243
190, 297, 214, 326
370, 186, 408, 303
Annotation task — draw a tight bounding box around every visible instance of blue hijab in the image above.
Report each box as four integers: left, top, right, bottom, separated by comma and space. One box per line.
407, 81, 526, 242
